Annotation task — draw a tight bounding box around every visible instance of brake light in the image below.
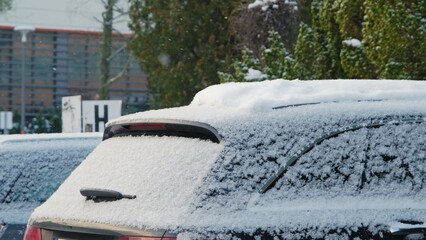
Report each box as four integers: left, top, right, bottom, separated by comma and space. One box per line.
119, 237, 176, 240
23, 225, 42, 240
127, 124, 167, 130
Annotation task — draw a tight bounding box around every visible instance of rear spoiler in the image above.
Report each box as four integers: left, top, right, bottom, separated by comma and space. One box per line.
103, 119, 221, 143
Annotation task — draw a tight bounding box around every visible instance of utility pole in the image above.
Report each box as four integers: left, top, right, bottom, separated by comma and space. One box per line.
14, 25, 35, 134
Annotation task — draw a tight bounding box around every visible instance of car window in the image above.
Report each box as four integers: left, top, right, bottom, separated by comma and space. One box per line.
259, 117, 425, 193
0, 138, 100, 204
192, 115, 426, 211
248, 120, 426, 211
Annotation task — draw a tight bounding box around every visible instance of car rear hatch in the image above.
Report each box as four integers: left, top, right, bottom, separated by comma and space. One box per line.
28, 119, 223, 240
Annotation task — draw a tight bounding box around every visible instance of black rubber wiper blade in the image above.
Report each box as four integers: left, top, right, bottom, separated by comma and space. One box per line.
273, 99, 385, 110
80, 188, 136, 202
390, 220, 426, 237
259, 117, 425, 194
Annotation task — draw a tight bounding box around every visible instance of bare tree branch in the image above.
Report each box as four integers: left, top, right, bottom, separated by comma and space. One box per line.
103, 58, 131, 88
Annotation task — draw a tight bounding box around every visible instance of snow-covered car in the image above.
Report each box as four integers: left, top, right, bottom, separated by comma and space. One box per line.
0, 133, 101, 240
25, 80, 426, 240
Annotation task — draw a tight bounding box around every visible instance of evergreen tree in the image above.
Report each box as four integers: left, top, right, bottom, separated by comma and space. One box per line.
340, 39, 375, 79
297, 0, 425, 80
219, 47, 262, 83
314, 0, 346, 79
224, 0, 425, 82
128, 0, 238, 108
293, 23, 317, 79
261, 31, 295, 79
336, 0, 375, 78
363, 0, 426, 79
220, 31, 295, 82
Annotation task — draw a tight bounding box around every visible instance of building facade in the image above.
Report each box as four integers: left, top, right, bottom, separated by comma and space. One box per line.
0, 27, 149, 121
0, 0, 148, 132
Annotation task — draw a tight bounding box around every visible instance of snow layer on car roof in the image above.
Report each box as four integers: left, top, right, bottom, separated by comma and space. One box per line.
0, 132, 102, 144
31, 80, 426, 238
108, 79, 426, 127
190, 79, 426, 111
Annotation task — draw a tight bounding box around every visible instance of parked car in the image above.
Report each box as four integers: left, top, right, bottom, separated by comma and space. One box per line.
25, 80, 425, 240
0, 133, 101, 240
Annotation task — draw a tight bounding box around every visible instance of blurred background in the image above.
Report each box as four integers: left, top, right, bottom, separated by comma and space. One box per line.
0, 0, 425, 134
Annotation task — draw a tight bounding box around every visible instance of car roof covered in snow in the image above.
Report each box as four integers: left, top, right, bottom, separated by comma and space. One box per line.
108, 79, 426, 126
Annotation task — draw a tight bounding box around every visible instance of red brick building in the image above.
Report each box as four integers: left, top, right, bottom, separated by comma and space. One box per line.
0, 26, 149, 121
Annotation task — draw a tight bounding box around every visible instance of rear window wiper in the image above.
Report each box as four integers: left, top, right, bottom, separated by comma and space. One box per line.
259, 117, 425, 193
80, 188, 136, 202
390, 220, 426, 237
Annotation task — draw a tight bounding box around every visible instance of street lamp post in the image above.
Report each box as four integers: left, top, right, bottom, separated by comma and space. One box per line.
14, 25, 35, 134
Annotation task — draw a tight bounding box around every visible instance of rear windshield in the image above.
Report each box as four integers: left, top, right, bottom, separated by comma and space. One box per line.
30, 135, 224, 228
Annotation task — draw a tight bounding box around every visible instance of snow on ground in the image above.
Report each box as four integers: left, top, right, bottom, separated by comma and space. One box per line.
30, 80, 426, 238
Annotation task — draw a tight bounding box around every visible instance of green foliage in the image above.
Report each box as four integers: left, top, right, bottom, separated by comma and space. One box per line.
219, 47, 261, 83
128, 0, 238, 108
316, 0, 346, 78
223, 0, 425, 82
221, 31, 295, 82
340, 42, 374, 79
363, 0, 426, 79
26, 109, 62, 134
335, 0, 364, 39
6, 109, 61, 134
293, 23, 318, 79
303, 0, 425, 79
298, 0, 313, 26
261, 31, 295, 79
0, 0, 12, 12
